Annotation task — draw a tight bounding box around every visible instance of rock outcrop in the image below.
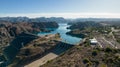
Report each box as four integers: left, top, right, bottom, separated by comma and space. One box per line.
0, 22, 58, 50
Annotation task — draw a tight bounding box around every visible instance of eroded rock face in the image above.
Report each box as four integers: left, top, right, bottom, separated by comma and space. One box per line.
4, 33, 61, 67
0, 22, 58, 36
3, 32, 39, 62
0, 21, 58, 66
0, 22, 58, 51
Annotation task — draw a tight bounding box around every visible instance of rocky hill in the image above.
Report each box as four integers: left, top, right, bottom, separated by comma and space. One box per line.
5, 33, 60, 67
0, 17, 69, 23
0, 22, 58, 36
66, 21, 103, 38
0, 22, 58, 50
68, 21, 103, 30
42, 43, 120, 67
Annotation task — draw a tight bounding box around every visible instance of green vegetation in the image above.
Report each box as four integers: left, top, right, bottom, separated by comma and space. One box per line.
99, 63, 107, 67
84, 39, 91, 47
105, 47, 113, 53
66, 29, 86, 38
68, 21, 103, 30
92, 50, 98, 56
83, 58, 90, 64
1, 18, 120, 67
113, 31, 120, 43
41, 43, 120, 67
66, 21, 113, 39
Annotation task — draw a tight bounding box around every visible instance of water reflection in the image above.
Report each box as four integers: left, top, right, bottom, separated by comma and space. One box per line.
38, 23, 82, 44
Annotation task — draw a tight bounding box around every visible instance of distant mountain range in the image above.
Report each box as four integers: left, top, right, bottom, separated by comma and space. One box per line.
72, 18, 120, 22
0, 17, 120, 23
0, 17, 69, 23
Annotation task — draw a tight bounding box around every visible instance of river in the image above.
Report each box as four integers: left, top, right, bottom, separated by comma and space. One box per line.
38, 23, 82, 44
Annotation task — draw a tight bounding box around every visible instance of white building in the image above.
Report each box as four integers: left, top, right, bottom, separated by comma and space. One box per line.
90, 38, 98, 45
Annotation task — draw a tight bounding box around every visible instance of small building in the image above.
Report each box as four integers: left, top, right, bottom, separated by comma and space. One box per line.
90, 38, 98, 45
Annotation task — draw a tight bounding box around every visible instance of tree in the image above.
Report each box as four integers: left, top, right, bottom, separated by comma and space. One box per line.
92, 50, 98, 56
83, 58, 89, 64
105, 47, 112, 53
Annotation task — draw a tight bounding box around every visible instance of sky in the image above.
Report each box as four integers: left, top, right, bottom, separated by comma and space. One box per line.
0, 0, 120, 18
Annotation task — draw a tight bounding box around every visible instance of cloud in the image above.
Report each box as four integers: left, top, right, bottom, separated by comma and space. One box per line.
0, 13, 120, 18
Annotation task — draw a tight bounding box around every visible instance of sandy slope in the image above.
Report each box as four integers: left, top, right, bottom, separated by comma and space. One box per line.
24, 52, 58, 67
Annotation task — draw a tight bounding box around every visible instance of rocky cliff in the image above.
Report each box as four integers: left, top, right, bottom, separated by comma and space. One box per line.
0, 22, 58, 52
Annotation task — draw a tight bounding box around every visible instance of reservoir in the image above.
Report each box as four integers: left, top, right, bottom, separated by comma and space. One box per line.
38, 23, 82, 44
2, 23, 82, 67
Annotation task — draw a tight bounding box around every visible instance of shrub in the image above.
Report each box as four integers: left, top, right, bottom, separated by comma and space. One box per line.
93, 60, 99, 65
100, 63, 107, 67
105, 47, 112, 53
83, 58, 89, 64
76, 46, 81, 50
95, 47, 101, 51
92, 50, 98, 56
47, 60, 50, 63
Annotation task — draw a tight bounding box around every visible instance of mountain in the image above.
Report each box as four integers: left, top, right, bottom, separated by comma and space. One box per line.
0, 17, 69, 23
68, 21, 103, 30
71, 18, 120, 22
0, 17, 29, 22
0, 22, 58, 54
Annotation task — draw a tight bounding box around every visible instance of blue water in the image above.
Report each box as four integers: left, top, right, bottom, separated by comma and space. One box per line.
38, 23, 82, 44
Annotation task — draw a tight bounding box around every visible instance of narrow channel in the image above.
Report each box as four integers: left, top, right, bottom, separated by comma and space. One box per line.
38, 23, 82, 44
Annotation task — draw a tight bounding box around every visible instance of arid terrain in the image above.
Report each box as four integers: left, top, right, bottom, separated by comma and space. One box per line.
0, 17, 120, 67
42, 44, 120, 67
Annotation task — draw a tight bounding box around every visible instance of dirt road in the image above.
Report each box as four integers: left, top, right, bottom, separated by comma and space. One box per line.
24, 52, 58, 67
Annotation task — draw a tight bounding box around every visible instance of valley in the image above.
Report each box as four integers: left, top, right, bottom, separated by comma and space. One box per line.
0, 17, 120, 67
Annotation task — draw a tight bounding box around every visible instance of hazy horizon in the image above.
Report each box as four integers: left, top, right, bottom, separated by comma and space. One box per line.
0, 0, 120, 18
1, 13, 120, 19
